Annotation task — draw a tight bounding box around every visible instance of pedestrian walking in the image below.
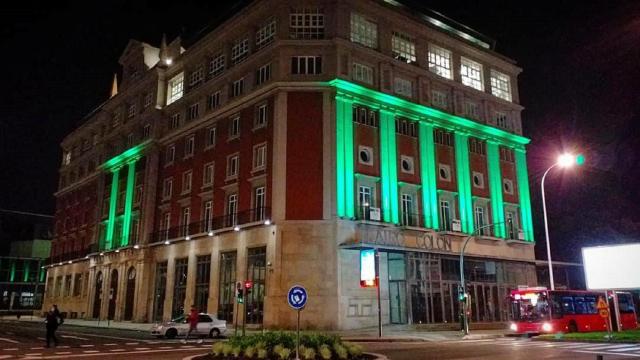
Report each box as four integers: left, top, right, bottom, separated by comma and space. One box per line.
182, 305, 202, 344
45, 305, 63, 348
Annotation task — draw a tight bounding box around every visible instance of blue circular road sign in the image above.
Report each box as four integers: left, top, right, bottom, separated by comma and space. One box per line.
287, 285, 307, 310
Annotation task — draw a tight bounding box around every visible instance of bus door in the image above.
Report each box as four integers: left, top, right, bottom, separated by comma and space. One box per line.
607, 292, 620, 331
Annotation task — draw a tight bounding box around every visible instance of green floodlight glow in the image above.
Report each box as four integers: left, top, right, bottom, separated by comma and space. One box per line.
487, 142, 506, 238
336, 96, 355, 218
454, 133, 474, 234
515, 149, 534, 242
380, 110, 399, 223
576, 154, 585, 166
121, 161, 137, 247
419, 122, 439, 229
105, 168, 120, 250
9, 260, 16, 282
23, 261, 30, 283
102, 141, 148, 171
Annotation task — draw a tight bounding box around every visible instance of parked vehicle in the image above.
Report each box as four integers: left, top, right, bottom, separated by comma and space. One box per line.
151, 313, 227, 339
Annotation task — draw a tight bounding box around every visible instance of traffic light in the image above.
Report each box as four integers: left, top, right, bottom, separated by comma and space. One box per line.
236, 282, 244, 304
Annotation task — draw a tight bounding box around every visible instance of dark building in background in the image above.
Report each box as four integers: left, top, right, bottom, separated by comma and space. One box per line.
535, 260, 586, 290
0, 209, 52, 313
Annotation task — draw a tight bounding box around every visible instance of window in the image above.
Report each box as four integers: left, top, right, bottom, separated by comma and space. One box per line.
464, 101, 480, 119
226, 194, 238, 226
290, 8, 325, 39
291, 56, 322, 75
187, 103, 199, 121
475, 204, 487, 235
434, 129, 453, 146
184, 135, 195, 157
353, 62, 374, 85
428, 44, 452, 79
468, 137, 486, 155
207, 91, 221, 110
353, 106, 378, 127
229, 116, 240, 138
438, 164, 451, 181
189, 67, 204, 87
494, 111, 511, 130
231, 37, 249, 65
227, 154, 239, 179
127, 104, 136, 118
401, 193, 415, 226
162, 178, 173, 199
127, 133, 135, 147
165, 145, 175, 164
256, 19, 276, 49
180, 207, 190, 236
195, 255, 211, 312
358, 185, 373, 219
143, 124, 151, 139
394, 77, 413, 98
205, 127, 216, 148
503, 179, 514, 194
245, 247, 266, 324
490, 70, 512, 101
63, 151, 71, 165
144, 93, 153, 108
472, 172, 485, 188
203, 163, 214, 186
167, 73, 184, 105
350, 13, 377, 48
255, 104, 267, 128
232, 78, 244, 97
500, 147, 515, 162
203, 201, 213, 232
431, 90, 448, 109
358, 146, 373, 165
505, 209, 517, 239
254, 186, 266, 221
256, 63, 271, 85
170, 113, 181, 129
253, 144, 267, 171
461, 57, 484, 91
392, 32, 416, 64
209, 53, 225, 77
182, 171, 192, 193
440, 199, 452, 231
64, 275, 72, 297
217, 252, 237, 321
400, 155, 414, 174
112, 112, 121, 128
73, 273, 83, 297
172, 258, 188, 317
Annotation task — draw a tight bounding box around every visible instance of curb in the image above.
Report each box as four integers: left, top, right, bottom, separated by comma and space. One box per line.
367, 352, 390, 360
344, 337, 428, 343
462, 334, 504, 340
182, 354, 207, 360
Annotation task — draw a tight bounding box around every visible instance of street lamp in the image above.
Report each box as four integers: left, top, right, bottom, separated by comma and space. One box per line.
541, 153, 584, 291
459, 222, 504, 336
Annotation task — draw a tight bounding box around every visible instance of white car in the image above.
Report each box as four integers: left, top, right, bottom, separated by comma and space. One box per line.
151, 313, 227, 339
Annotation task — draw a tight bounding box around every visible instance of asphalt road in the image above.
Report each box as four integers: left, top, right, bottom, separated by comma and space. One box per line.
2, 320, 640, 359
360, 337, 640, 359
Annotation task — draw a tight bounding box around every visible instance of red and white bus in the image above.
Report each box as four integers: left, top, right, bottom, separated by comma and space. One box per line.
509, 288, 637, 334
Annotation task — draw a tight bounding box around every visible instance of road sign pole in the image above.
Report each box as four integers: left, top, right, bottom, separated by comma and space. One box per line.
375, 249, 382, 338
242, 287, 246, 337
296, 309, 300, 360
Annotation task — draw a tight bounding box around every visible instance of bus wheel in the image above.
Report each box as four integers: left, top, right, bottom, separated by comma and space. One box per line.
568, 322, 578, 333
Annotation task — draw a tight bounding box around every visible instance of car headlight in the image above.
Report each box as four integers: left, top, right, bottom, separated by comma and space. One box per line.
509, 323, 518, 331
542, 322, 552, 332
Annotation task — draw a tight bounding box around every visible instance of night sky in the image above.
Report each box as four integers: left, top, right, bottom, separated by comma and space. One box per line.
1, 1, 639, 262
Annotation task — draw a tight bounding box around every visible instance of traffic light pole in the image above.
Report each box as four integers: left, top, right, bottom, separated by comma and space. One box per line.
459, 222, 503, 336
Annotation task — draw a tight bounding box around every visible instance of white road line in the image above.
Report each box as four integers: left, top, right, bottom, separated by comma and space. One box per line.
83, 350, 100, 353
0, 355, 13, 359
0, 338, 19, 344
3, 348, 18, 351
57, 346, 70, 348
109, 349, 126, 352
25, 354, 42, 356
125, 342, 139, 345
55, 351, 72, 355
609, 346, 640, 352
134, 347, 151, 350
581, 344, 637, 350
61, 335, 90, 341
80, 344, 94, 347
104, 343, 117, 346
30, 347, 44, 350
575, 350, 640, 357
19, 347, 207, 359
159, 346, 173, 349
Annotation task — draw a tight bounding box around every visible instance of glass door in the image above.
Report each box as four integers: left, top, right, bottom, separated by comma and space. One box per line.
389, 281, 407, 324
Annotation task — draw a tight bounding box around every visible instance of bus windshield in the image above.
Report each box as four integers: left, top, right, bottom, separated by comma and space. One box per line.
511, 292, 550, 321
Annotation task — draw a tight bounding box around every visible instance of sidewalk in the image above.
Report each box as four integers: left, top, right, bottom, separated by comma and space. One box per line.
0, 316, 508, 341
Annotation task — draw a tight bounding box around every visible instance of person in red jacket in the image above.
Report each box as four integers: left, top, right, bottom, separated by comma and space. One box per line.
182, 305, 201, 343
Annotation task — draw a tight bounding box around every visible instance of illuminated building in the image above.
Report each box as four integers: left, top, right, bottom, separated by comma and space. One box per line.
44, 0, 536, 329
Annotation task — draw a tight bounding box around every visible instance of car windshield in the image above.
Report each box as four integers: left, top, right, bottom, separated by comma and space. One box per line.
511, 292, 550, 321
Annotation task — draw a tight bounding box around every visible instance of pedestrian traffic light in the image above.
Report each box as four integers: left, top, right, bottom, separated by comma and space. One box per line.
237, 288, 244, 304
458, 291, 467, 302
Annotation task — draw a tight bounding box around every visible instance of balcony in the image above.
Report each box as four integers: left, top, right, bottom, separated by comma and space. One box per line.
149, 207, 271, 243
399, 212, 423, 228
355, 205, 383, 222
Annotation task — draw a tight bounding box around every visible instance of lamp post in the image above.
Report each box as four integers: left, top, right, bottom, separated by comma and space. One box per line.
541, 153, 583, 291
459, 222, 504, 336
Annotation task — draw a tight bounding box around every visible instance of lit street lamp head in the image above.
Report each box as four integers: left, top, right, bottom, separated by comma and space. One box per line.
557, 153, 576, 168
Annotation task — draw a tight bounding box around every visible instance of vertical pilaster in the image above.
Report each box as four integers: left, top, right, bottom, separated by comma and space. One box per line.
379, 109, 399, 223
121, 161, 137, 246
486, 141, 506, 238
335, 95, 355, 218
454, 132, 474, 233
515, 148, 534, 241
419, 122, 439, 229
106, 168, 120, 250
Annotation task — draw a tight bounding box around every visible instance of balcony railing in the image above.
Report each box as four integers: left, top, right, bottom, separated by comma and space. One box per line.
399, 212, 423, 228
356, 205, 383, 222
149, 207, 271, 243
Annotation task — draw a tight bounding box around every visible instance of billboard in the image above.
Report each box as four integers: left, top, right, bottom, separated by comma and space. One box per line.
360, 249, 377, 287
582, 243, 640, 290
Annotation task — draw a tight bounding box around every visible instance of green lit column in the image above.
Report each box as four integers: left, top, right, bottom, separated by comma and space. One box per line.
486, 141, 506, 238
105, 167, 121, 250
454, 132, 474, 234
419, 122, 439, 229
9, 260, 16, 282
515, 148, 534, 241
335, 95, 355, 218
23, 261, 30, 282
380, 109, 399, 224
121, 160, 137, 246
